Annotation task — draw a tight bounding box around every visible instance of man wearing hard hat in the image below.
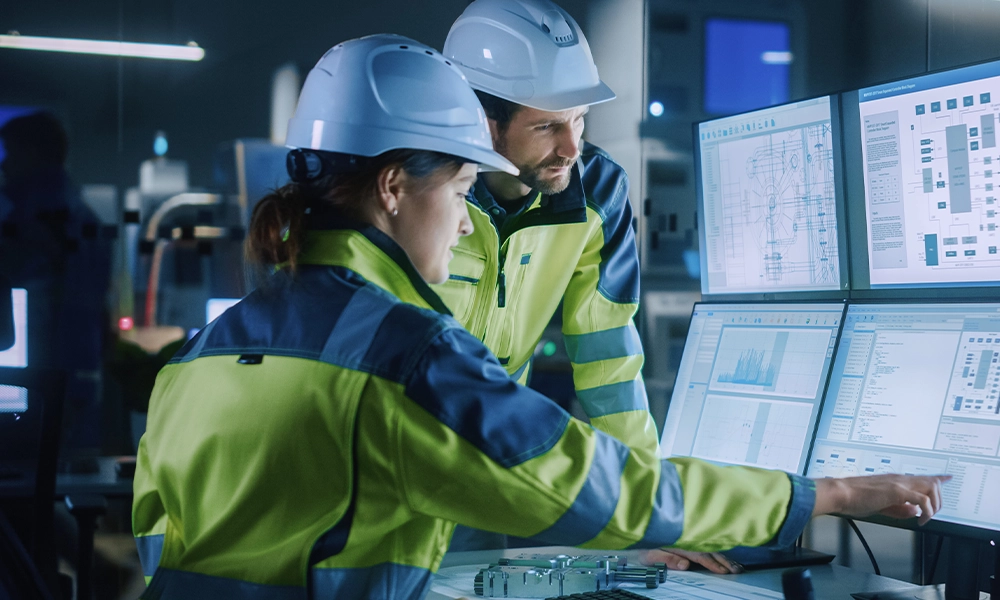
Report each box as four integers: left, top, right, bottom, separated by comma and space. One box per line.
438, 0, 736, 573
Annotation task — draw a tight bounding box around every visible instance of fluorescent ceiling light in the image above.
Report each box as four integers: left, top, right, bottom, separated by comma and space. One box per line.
761, 51, 793, 65
0, 34, 204, 61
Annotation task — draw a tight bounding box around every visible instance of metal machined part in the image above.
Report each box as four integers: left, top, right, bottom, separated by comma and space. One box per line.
473, 559, 663, 597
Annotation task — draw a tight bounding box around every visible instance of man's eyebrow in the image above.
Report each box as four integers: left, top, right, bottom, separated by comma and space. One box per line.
527, 110, 589, 127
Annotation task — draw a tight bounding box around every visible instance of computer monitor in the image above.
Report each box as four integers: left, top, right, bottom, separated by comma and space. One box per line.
660, 302, 845, 475
205, 298, 240, 325
695, 95, 849, 298
703, 18, 791, 116
847, 59, 1000, 292
809, 303, 1000, 540
0, 289, 28, 413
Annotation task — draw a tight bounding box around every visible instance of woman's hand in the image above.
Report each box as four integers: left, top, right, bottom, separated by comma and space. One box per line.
813, 474, 951, 526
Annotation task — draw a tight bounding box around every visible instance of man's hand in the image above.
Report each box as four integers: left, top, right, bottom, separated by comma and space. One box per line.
813, 474, 952, 526
639, 548, 742, 574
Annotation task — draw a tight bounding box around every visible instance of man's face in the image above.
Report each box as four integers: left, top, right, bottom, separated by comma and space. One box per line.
492, 105, 588, 195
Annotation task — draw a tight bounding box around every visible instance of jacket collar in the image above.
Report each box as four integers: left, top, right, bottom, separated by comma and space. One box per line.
297, 214, 451, 315
469, 156, 587, 215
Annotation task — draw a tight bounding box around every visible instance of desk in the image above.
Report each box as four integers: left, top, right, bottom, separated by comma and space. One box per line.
432, 547, 920, 600
56, 456, 134, 498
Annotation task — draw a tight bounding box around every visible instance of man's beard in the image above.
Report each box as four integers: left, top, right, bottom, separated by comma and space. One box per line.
495, 135, 576, 195
515, 156, 575, 195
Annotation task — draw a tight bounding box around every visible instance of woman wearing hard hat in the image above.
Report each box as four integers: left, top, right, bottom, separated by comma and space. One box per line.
131, 34, 948, 600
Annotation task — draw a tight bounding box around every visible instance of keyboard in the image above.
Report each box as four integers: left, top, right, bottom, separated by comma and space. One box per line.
544, 590, 650, 600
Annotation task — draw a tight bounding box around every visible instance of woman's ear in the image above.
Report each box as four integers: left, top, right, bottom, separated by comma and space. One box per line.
376, 165, 406, 215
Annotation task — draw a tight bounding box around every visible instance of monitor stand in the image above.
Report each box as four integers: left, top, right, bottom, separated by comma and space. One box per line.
850, 537, 989, 600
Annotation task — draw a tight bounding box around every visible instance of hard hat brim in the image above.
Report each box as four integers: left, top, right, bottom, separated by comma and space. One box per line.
474, 79, 616, 112
286, 118, 519, 176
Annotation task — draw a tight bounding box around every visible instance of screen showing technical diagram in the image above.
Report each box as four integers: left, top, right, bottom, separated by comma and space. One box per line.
660, 303, 844, 474
809, 304, 1000, 532
697, 96, 843, 295
859, 60, 1000, 288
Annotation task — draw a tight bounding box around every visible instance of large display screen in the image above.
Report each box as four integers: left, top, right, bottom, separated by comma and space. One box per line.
697, 97, 844, 295
809, 304, 1000, 533
859, 60, 1000, 288
660, 302, 845, 474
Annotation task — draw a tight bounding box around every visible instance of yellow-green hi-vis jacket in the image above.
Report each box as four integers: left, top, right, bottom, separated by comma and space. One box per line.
132, 221, 816, 599
432, 142, 657, 455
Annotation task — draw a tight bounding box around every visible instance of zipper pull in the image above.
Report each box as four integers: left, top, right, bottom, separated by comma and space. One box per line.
497, 269, 506, 308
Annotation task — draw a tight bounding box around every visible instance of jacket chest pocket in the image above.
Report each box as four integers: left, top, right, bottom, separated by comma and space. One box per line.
432, 247, 487, 328
495, 252, 533, 363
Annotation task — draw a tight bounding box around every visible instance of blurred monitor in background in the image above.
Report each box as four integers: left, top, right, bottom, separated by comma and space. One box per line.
0, 111, 111, 450
0, 288, 28, 414
704, 18, 791, 116
205, 298, 240, 326
0, 275, 14, 353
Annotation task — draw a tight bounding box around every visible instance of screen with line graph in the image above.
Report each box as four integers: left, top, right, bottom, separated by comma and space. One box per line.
661, 302, 845, 474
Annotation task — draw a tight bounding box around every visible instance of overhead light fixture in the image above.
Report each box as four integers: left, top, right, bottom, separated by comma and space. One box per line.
0, 32, 204, 61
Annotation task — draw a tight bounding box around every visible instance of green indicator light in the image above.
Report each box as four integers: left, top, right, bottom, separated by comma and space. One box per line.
542, 341, 557, 357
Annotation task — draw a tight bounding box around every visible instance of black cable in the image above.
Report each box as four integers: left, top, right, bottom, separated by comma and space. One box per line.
926, 535, 944, 584
844, 518, 880, 576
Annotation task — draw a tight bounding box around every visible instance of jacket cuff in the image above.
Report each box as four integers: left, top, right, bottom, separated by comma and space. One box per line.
765, 474, 816, 548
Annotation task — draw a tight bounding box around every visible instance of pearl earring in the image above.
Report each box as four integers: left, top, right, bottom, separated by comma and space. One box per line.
391, 208, 398, 216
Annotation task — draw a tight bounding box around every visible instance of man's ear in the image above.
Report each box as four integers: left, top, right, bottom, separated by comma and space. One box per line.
486, 117, 501, 145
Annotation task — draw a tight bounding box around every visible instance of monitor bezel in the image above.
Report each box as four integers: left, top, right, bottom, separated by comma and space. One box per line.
805, 299, 1000, 540
661, 299, 848, 476
693, 94, 851, 301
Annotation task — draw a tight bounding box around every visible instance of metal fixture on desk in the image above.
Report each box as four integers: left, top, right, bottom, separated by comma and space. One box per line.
474, 553, 665, 597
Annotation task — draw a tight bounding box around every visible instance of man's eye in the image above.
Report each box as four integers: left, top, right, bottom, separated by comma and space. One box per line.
536, 124, 551, 131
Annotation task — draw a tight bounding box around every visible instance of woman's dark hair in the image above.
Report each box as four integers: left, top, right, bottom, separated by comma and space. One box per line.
245, 149, 467, 274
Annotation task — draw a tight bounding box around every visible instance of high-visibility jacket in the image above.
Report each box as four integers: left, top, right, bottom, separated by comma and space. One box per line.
132, 221, 815, 599
431, 142, 657, 455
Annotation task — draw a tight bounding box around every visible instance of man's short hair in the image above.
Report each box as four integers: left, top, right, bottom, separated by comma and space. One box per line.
0, 112, 69, 166
474, 91, 523, 132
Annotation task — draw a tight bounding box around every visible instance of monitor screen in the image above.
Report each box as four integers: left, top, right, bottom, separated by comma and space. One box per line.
809, 303, 1000, 533
205, 298, 240, 326
660, 302, 845, 474
0, 289, 28, 413
697, 96, 845, 295
704, 18, 791, 116
857, 60, 1000, 289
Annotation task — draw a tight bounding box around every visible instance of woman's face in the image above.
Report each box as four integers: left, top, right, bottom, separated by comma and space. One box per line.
388, 162, 477, 285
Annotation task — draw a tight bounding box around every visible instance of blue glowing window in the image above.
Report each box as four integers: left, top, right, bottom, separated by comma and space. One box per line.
704, 18, 791, 115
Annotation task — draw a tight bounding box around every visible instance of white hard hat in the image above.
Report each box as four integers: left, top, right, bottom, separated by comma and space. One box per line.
285, 34, 517, 175
443, 0, 615, 112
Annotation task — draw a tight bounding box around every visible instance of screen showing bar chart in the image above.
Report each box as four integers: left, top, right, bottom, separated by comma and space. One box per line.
660, 302, 845, 474
809, 303, 1000, 531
